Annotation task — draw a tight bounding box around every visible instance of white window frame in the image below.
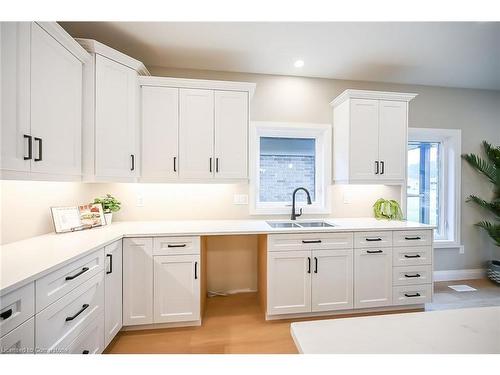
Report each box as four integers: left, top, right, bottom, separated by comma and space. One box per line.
249, 121, 331, 215
407, 128, 462, 248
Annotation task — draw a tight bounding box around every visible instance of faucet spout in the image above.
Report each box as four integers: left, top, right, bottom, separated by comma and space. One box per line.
291, 187, 312, 220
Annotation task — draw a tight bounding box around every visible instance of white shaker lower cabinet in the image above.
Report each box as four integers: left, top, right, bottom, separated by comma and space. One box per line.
267, 251, 312, 315
0, 317, 34, 354
311, 249, 353, 312
104, 240, 122, 346
123, 238, 153, 326
153, 255, 200, 323
354, 248, 393, 308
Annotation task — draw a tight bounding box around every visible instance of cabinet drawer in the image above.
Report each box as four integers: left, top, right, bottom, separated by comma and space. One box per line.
393, 247, 432, 266
65, 313, 104, 354
393, 284, 432, 305
0, 282, 35, 338
35, 272, 104, 353
393, 230, 432, 247
268, 232, 353, 252
393, 265, 432, 286
153, 236, 200, 255
0, 317, 34, 354
354, 231, 392, 248
36, 248, 104, 312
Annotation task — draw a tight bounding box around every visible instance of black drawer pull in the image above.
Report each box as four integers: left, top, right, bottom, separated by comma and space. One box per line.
307, 257, 311, 273
404, 273, 421, 278
130, 154, 135, 171
65, 304, 89, 322
380, 160, 385, 175
65, 267, 89, 281
365, 237, 382, 242
173, 156, 177, 172
34, 137, 42, 161
404, 236, 421, 240
375, 161, 379, 175
167, 244, 187, 248
24, 134, 32, 160
404, 254, 421, 259
404, 293, 421, 298
367, 250, 383, 254
302, 240, 322, 244
106, 254, 113, 274
82, 350, 90, 354
0, 308, 13, 320
194, 261, 198, 280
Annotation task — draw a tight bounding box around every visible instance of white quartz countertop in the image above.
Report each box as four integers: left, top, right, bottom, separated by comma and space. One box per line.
0, 218, 432, 294
291, 306, 500, 354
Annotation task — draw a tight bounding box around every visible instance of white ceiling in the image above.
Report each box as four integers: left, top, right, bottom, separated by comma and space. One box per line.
60, 22, 500, 90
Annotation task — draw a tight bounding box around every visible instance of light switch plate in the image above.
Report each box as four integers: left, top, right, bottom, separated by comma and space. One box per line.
233, 194, 249, 205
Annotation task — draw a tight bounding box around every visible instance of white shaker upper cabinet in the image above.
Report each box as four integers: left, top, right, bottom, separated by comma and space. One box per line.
95, 54, 138, 179
378, 100, 408, 182
214, 90, 249, 179
141, 86, 179, 181
331, 90, 417, 184
179, 88, 215, 180
30, 23, 82, 176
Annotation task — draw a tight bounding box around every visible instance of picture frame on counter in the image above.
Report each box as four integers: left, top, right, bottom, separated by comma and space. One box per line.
51, 204, 106, 233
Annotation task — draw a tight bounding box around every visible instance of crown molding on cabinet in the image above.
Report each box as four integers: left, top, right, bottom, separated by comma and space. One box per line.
75, 38, 150, 75
330, 89, 418, 107
139, 76, 256, 98
38, 22, 90, 63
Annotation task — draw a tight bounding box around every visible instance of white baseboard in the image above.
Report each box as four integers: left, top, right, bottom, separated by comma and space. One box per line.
433, 268, 486, 282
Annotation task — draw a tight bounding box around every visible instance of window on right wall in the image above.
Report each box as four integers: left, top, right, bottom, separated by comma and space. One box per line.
407, 128, 462, 247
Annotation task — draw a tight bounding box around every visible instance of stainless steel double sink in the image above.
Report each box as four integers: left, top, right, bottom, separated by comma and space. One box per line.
266, 220, 335, 229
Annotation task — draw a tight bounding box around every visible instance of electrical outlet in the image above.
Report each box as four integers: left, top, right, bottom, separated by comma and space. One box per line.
233, 194, 248, 205
136, 194, 144, 207
459, 245, 465, 254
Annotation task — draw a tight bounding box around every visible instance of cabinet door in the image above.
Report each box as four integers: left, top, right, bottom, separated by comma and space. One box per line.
354, 248, 392, 308
0, 22, 31, 173
123, 238, 153, 326
378, 100, 407, 181
349, 98, 379, 181
179, 89, 214, 179
0, 317, 34, 354
104, 240, 122, 346
141, 86, 179, 180
311, 249, 353, 312
30, 23, 82, 176
95, 54, 138, 178
267, 250, 311, 315
153, 255, 200, 323
214, 90, 248, 179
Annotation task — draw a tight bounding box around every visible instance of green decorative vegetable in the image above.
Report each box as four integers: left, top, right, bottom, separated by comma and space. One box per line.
93, 194, 121, 214
373, 198, 403, 220
462, 141, 500, 247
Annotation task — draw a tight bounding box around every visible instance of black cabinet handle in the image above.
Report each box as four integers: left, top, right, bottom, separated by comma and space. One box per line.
404, 273, 421, 278
34, 137, 42, 161
130, 154, 135, 171
106, 254, 113, 274
367, 250, 383, 254
209, 157, 212, 172
65, 267, 89, 281
404, 254, 421, 259
404, 293, 421, 298
307, 257, 311, 273
375, 161, 379, 174
365, 237, 382, 242
380, 161, 385, 175
65, 304, 89, 322
404, 236, 421, 240
194, 261, 198, 280
314, 257, 318, 273
82, 350, 90, 354
216, 157, 219, 173
302, 240, 322, 244
173, 156, 177, 172
0, 308, 13, 320
167, 244, 187, 248
23, 134, 32, 160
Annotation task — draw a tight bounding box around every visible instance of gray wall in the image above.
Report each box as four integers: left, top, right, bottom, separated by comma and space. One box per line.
151, 66, 500, 271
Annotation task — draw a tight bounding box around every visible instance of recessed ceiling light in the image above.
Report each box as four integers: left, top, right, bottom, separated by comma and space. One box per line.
294, 60, 304, 68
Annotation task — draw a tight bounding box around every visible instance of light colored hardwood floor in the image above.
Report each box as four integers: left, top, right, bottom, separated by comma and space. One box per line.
106, 278, 499, 354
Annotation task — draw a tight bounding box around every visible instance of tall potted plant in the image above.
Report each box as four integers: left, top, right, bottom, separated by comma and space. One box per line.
462, 141, 500, 284
93, 194, 121, 225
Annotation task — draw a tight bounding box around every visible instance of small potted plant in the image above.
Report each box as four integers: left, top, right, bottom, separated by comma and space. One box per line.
93, 194, 121, 225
